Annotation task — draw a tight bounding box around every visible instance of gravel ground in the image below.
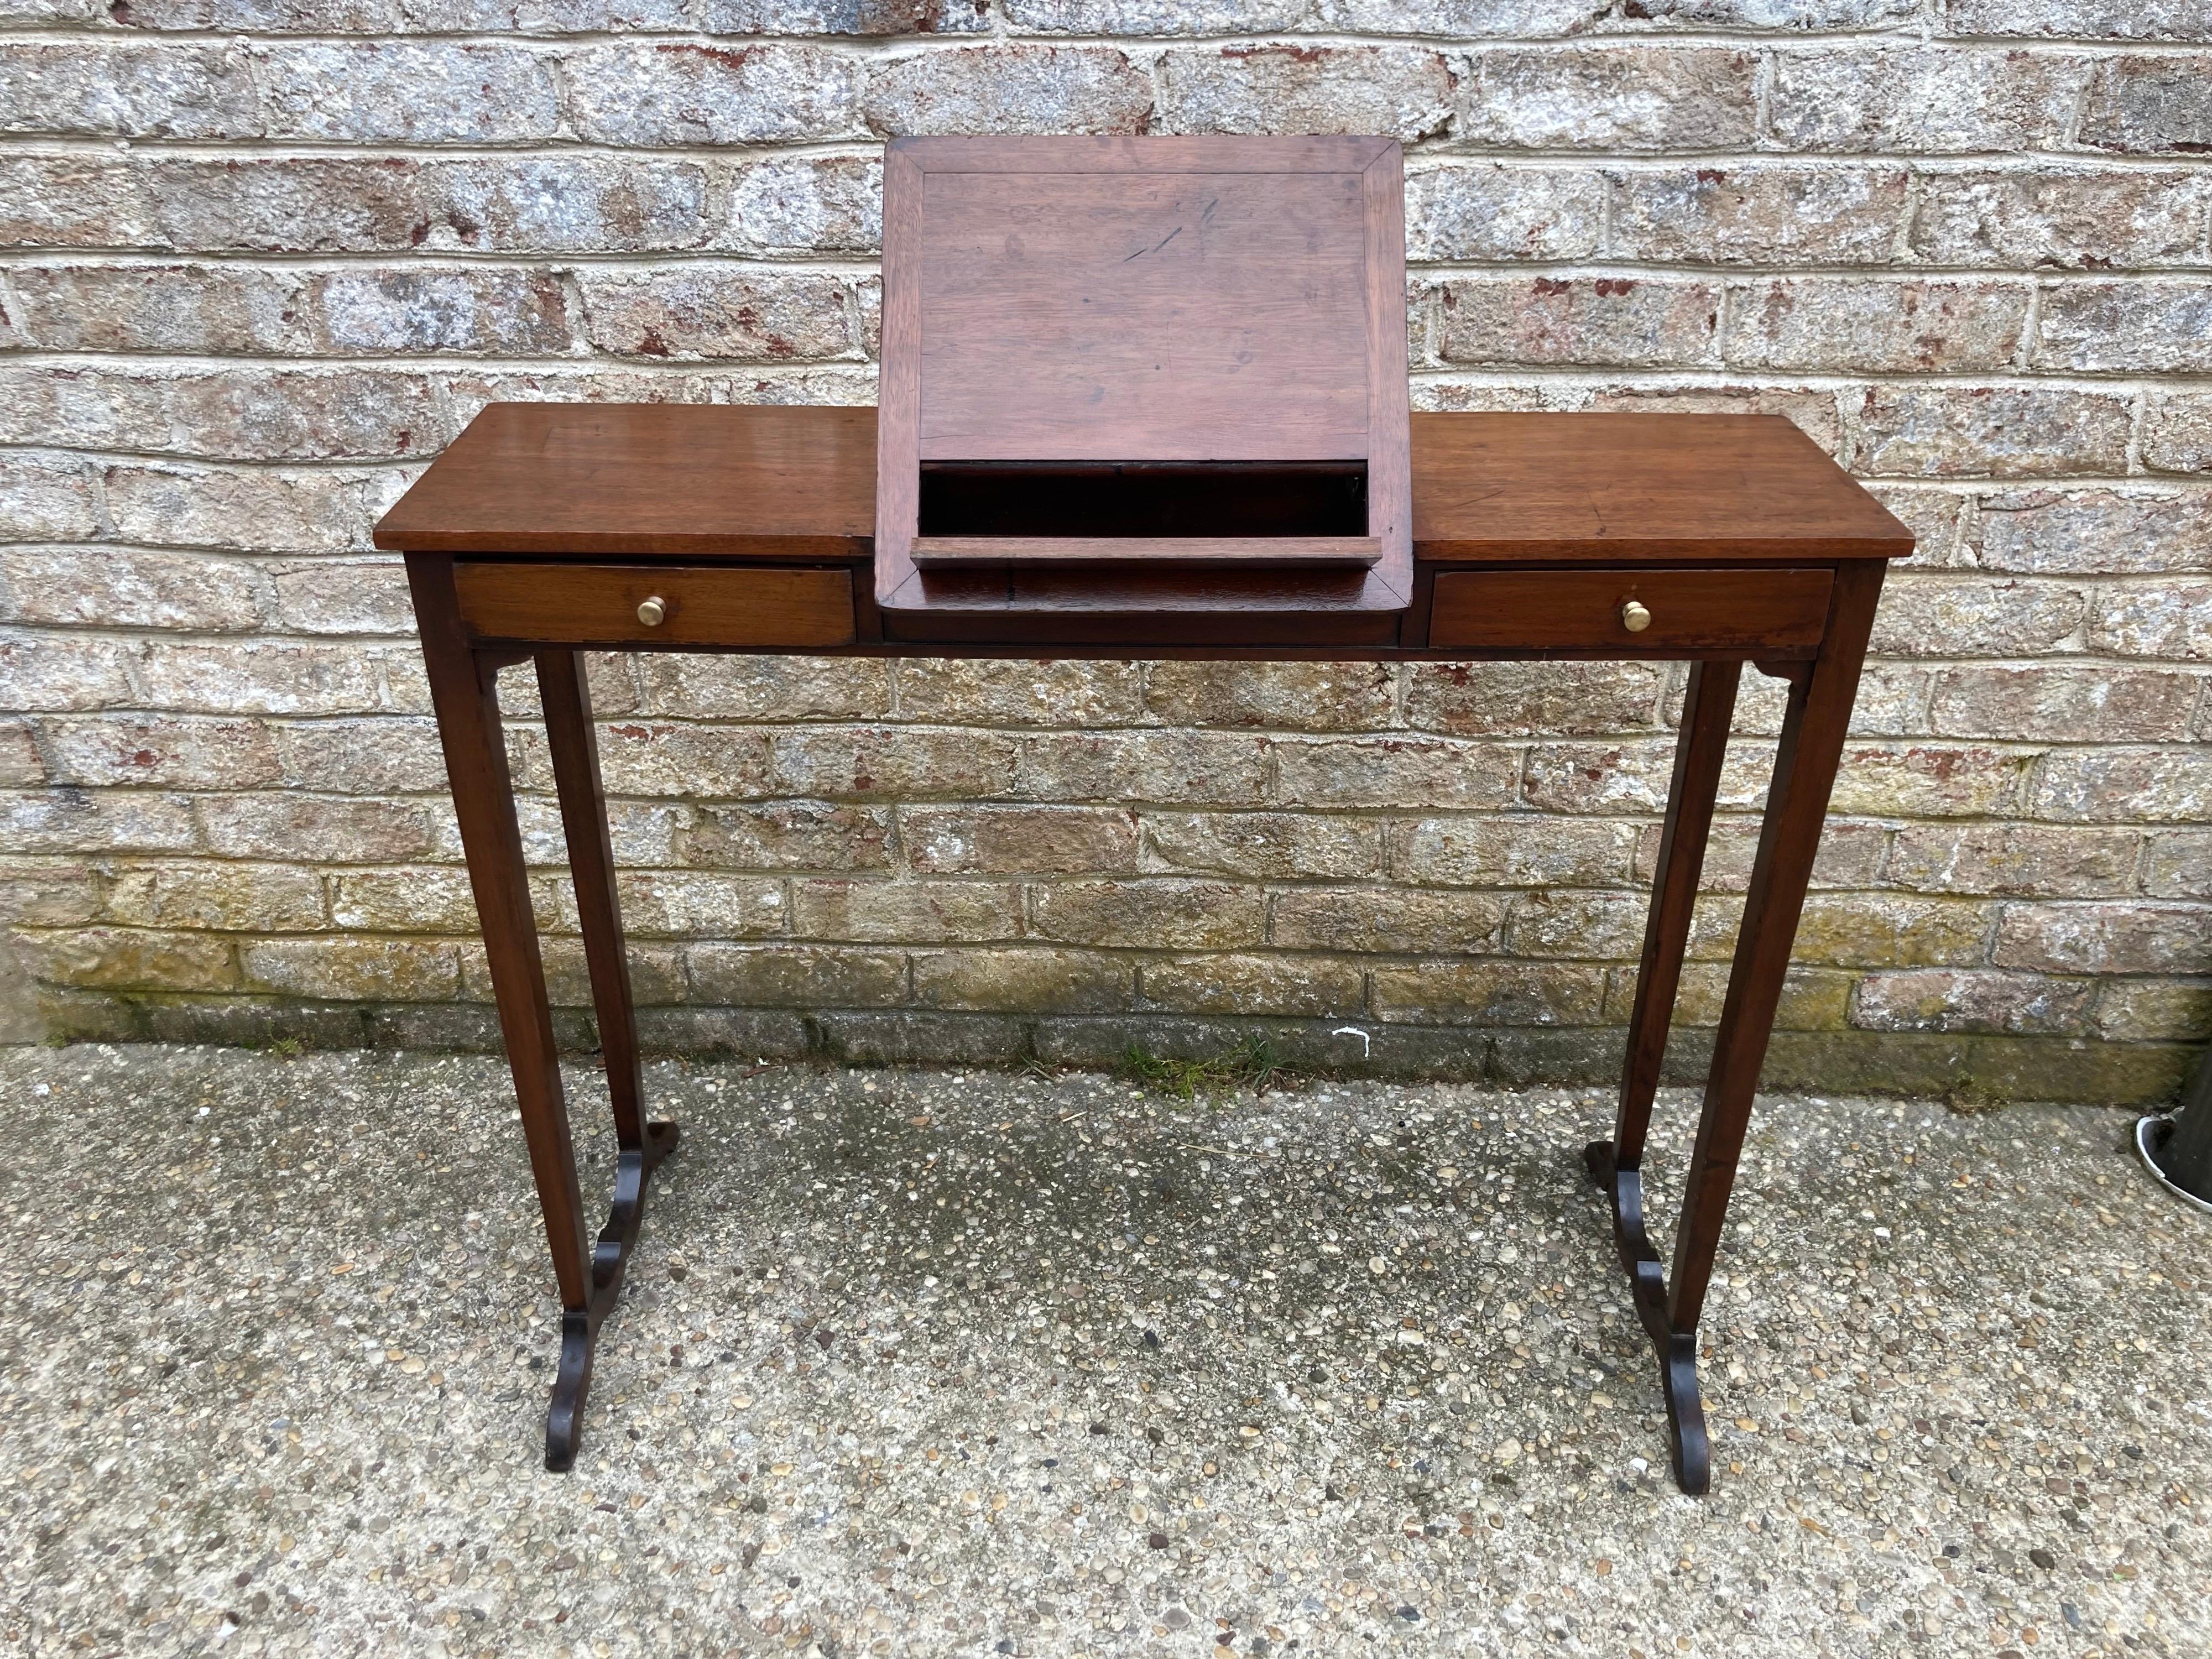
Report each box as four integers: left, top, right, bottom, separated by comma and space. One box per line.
0, 1043, 2205, 1658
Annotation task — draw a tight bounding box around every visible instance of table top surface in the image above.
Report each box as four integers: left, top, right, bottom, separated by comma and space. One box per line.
373, 403, 1913, 564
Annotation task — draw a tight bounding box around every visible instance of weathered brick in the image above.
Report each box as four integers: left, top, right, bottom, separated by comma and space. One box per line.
773, 726, 1020, 800
1613, 166, 1910, 265
1370, 961, 1604, 1025
1509, 889, 1646, 958
2094, 979, 2212, 1043
273, 717, 447, 795
2033, 747, 2212, 823
0, 719, 38, 789
677, 801, 893, 872
1827, 743, 2036, 817
511, 797, 687, 868
1888, 823, 2140, 899
1637, 816, 1888, 893
863, 45, 1153, 137
0, 41, 257, 141
4, 789, 199, 855
1406, 661, 1663, 738
0, 633, 137, 712
1572, 385, 1846, 457
905, 805, 1138, 875
2036, 281, 2212, 374
1768, 48, 2087, 153
199, 794, 432, 863
1437, 276, 1719, 369
1390, 816, 1634, 888
22, 926, 237, 992
43, 715, 280, 790
1853, 969, 2094, 1035
268, 558, 415, 637
1458, 47, 1758, 151
1144, 661, 1394, 732
1139, 951, 1364, 1018
136, 640, 389, 716
243, 936, 457, 1000
0, 858, 100, 928
148, 158, 713, 254
1970, 489, 2212, 576
1015, 731, 1270, 805
1624, 962, 1853, 1030
789, 874, 1018, 942
2145, 830, 2212, 899
315, 266, 576, 356
1033, 879, 1263, 949
902, 659, 1144, 727
6, 263, 315, 355
616, 871, 788, 938
1854, 387, 2133, 478
1404, 164, 1605, 262
1272, 888, 1506, 954
726, 154, 883, 256
107, 862, 326, 932
1928, 665, 2200, 741
1911, 167, 2212, 270
1725, 278, 2029, 373
329, 867, 486, 933
1156, 45, 1453, 140
1, 547, 263, 633
686, 942, 907, 1007
634, 654, 889, 721
1793, 894, 1991, 967
1525, 739, 1768, 815
105, 462, 369, 552
1140, 811, 1381, 880
2144, 393, 2212, 474
0, 154, 156, 248
1993, 901, 2212, 974
1274, 737, 1519, 810
1871, 575, 2088, 658
0, 453, 101, 542
565, 43, 856, 145
258, 43, 560, 143
1008, 0, 1301, 29
2077, 55, 2212, 155
912, 947, 1130, 1013
2088, 580, 2212, 661
1947, 0, 2212, 39
577, 267, 857, 362
703, 0, 988, 30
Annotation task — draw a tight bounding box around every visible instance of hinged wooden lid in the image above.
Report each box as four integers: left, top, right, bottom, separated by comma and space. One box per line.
874, 135, 1412, 629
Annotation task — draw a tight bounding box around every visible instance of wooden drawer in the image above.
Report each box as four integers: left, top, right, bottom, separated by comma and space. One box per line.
1427, 567, 1833, 655
455, 562, 856, 648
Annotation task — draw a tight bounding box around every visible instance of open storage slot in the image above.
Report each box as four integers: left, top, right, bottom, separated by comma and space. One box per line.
912, 461, 1376, 567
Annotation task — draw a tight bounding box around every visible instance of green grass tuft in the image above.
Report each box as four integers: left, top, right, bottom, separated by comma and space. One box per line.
1124, 1035, 1282, 1102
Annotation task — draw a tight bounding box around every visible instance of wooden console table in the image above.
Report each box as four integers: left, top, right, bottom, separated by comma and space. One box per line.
376, 401, 1908, 1492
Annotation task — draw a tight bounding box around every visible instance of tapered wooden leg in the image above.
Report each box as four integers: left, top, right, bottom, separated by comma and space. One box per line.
1585, 659, 1740, 1493
406, 556, 593, 1400
535, 650, 646, 1149
534, 649, 680, 1469
1588, 562, 1885, 1494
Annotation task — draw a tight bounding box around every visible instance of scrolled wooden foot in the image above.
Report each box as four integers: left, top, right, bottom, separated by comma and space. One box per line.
544, 1119, 680, 1473
1584, 1138, 1711, 1496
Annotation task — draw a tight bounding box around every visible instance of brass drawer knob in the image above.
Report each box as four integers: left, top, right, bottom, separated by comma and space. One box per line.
636, 595, 667, 627
1620, 599, 1652, 633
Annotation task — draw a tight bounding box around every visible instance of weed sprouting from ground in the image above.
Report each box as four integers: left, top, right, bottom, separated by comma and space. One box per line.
1124, 1035, 1284, 1102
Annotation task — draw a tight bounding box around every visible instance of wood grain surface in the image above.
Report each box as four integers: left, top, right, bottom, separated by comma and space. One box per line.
455, 562, 856, 648
1427, 566, 1835, 656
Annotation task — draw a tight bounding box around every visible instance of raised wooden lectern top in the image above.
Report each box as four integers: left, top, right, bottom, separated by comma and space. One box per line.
375, 133, 1914, 1493
875, 136, 1412, 643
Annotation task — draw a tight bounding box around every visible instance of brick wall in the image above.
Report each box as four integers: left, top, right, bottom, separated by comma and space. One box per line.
1, 3, 2206, 1102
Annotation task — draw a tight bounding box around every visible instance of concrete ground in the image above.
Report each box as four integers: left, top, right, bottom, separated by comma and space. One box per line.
0, 1045, 2204, 1659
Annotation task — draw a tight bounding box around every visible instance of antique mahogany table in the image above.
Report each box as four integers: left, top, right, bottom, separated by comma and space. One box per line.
375, 136, 1910, 1491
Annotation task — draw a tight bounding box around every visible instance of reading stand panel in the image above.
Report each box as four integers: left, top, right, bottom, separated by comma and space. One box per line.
875, 134, 1413, 632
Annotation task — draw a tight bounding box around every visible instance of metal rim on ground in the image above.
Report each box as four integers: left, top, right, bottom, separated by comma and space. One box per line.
2134, 1114, 2212, 1218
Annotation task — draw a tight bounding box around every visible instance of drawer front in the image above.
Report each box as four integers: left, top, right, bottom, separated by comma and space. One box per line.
455, 562, 856, 648
1427, 567, 1833, 655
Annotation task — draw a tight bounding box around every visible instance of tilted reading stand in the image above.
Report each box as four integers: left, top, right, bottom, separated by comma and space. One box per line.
376, 132, 1913, 1491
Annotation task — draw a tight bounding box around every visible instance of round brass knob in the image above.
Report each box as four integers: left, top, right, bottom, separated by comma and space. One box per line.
1620, 599, 1652, 634
636, 596, 667, 627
